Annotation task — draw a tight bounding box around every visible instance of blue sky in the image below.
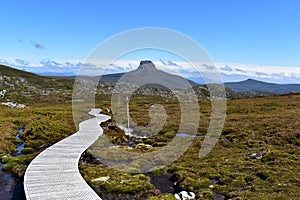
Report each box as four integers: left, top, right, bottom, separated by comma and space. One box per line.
1, 0, 300, 83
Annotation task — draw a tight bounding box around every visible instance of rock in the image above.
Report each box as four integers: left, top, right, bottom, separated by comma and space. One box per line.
138, 60, 157, 71
175, 191, 195, 200
91, 176, 109, 182
1, 102, 26, 108
0, 89, 7, 97
134, 143, 153, 151
37, 143, 51, 149
249, 153, 263, 159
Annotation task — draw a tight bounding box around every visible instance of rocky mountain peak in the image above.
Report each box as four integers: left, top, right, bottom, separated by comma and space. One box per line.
137, 60, 157, 71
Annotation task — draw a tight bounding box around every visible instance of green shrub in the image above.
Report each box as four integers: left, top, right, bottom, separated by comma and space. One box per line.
2, 162, 15, 171
198, 178, 211, 188
126, 167, 141, 174
147, 194, 176, 200
22, 147, 35, 154
197, 189, 215, 199
256, 171, 269, 181
1, 155, 13, 163
231, 177, 245, 187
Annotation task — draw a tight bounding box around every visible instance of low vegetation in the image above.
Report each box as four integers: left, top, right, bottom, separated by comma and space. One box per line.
80, 164, 155, 193
0, 70, 299, 199
80, 94, 300, 199
0, 103, 75, 177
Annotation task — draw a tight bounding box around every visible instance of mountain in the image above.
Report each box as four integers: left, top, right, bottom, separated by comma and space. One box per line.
225, 78, 300, 94
99, 61, 199, 88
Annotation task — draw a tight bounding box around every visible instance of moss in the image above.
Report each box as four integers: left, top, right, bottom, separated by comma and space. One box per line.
244, 175, 255, 183
219, 176, 233, 185
144, 138, 156, 145
180, 177, 211, 191
12, 164, 27, 177
164, 130, 176, 138
197, 189, 215, 199
212, 185, 230, 196
1, 155, 24, 165
80, 164, 155, 194
149, 167, 167, 176
2, 162, 16, 171
198, 178, 211, 188
22, 147, 35, 154
126, 167, 142, 174
256, 171, 269, 181
147, 194, 176, 200
221, 128, 235, 135
180, 176, 197, 190
231, 177, 245, 187
1, 154, 14, 163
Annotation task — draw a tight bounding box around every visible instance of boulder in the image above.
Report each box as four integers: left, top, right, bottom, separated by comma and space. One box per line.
134, 143, 153, 151
174, 191, 195, 200
249, 153, 263, 159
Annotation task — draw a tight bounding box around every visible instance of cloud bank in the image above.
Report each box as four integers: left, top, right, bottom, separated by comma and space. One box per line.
0, 58, 299, 84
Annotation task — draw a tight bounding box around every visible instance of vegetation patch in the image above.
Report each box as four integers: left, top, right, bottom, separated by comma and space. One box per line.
80, 164, 155, 194
1, 71, 299, 200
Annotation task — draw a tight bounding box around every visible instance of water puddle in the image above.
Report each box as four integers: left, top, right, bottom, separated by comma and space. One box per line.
0, 165, 15, 200
176, 133, 204, 138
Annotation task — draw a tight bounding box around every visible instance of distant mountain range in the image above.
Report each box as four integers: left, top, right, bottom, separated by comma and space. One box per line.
1, 63, 300, 99
97, 61, 300, 95
225, 78, 300, 94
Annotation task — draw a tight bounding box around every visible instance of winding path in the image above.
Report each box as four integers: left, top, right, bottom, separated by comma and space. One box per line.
24, 109, 110, 200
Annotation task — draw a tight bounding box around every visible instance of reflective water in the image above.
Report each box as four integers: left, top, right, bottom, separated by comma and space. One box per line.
11, 128, 25, 157
0, 128, 26, 199
176, 133, 204, 138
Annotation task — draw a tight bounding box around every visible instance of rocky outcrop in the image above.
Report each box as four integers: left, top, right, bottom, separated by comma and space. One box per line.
1, 102, 26, 108
137, 60, 157, 71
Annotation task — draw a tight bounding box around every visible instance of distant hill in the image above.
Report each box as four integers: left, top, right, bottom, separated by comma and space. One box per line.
225, 78, 300, 94
0, 64, 74, 103
0, 64, 73, 89
0, 64, 51, 85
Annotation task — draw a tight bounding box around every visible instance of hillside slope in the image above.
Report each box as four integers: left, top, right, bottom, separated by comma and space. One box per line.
0, 64, 74, 103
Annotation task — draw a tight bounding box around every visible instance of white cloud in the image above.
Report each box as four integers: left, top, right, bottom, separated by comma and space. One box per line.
220, 65, 233, 71
0, 58, 299, 83
15, 59, 30, 66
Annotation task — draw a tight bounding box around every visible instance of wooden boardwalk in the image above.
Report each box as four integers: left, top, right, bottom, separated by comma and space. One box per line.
24, 109, 110, 200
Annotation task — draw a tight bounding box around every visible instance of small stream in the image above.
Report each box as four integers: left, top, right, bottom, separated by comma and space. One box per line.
11, 128, 25, 157
0, 128, 26, 200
